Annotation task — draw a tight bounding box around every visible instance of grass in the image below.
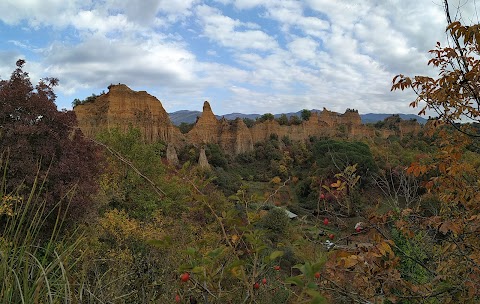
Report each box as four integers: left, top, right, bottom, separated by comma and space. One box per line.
0, 157, 83, 304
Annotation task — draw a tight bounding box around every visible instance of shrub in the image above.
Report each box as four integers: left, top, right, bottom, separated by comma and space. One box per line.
261, 208, 289, 235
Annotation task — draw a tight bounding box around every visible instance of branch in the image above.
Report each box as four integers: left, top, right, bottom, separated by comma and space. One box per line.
88, 137, 167, 197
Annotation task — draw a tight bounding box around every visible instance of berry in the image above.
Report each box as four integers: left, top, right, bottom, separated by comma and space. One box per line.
254, 282, 260, 289
262, 278, 267, 285
180, 272, 190, 282
274, 265, 281, 271
329, 234, 335, 240
356, 227, 362, 233
323, 218, 329, 225
175, 294, 181, 303
314, 272, 321, 279
320, 193, 325, 200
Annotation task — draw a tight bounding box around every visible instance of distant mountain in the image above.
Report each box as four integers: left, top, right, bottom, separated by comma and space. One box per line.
168, 110, 202, 125
168, 110, 427, 125
361, 113, 428, 124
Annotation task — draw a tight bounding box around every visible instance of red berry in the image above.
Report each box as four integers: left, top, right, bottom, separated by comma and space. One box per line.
180, 272, 190, 282
274, 265, 281, 271
175, 294, 181, 302
323, 218, 329, 225
329, 234, 335, 240
254, 282, 260, 289
262, 278, 267, 285
314, 272, 320, 279
356, 227, 362, 233
320, 193, 325, 199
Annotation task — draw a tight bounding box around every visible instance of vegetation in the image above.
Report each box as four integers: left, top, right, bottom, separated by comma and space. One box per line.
1, 1, 480, 302
0, 60, 101, 220
72, 92, 104, 107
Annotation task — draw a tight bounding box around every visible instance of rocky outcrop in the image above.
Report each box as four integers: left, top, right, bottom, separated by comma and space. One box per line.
198, 147, 210, 169
74, 84, 184, 145
166, 143, 179, 166
74, 84, 422, 158
399, 120, 422, 137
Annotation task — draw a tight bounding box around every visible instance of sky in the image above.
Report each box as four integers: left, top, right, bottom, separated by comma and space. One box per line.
0, 0, 477, 115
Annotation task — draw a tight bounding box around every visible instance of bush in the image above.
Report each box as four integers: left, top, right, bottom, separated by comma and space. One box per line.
261, 208, 290, 235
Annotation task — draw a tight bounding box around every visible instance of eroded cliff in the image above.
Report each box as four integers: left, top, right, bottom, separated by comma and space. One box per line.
74, 84, 184, 144
74, 84, 422, 157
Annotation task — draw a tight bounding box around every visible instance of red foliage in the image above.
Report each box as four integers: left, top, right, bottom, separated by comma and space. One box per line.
0, 60, 102, 220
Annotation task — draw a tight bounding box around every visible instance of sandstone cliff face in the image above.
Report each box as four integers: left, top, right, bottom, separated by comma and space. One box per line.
399, 120, 422, 137
74, 84, 422, 159
74, 84, 184, 144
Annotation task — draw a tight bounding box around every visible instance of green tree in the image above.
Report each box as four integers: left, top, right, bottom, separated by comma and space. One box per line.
72, 92, 103, 107
178, 122, 194, 134
300, 109, 312, 121
243, 117, 255, 128
258, 113, 275, 122
289, 115, 301, 125
277, 114, 289, 125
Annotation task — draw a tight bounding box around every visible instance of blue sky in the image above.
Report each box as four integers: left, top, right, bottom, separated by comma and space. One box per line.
0, 0, 475, 115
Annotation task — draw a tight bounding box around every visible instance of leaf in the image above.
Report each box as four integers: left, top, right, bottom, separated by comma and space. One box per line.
191, 266, 205, 274
146, 236, 172, 248
230, 266, 243, 277
285, 275, 304, 287
186, 247, 197, 255
228, 195, 240, 201
269, 250, 284, 261
207, 247, 224, 258
341, 255, 358, 268
378, 242, 394, 257
310, 295, 327, 304
439, 221, 462, 236
330, 180, 342, 188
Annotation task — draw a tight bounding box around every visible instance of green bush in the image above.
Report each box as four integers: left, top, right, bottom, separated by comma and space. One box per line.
261, 208, 290, 235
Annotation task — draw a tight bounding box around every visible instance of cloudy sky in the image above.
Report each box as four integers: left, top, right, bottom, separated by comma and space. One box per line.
0, 0, 476, 115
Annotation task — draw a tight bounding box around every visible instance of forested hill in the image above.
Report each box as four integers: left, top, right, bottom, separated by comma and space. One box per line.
168, 109, 427, 125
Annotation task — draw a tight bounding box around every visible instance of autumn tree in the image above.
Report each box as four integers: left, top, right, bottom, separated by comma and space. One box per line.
0, 60, 102, 219
311, 2, 480, 302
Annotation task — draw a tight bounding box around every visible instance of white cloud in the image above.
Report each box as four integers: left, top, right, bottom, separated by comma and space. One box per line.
287, 37, 318, 61
196, 5, 278, 50
0, 0, 468, 115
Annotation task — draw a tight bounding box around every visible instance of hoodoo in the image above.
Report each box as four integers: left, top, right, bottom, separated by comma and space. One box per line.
74, 84, 421, 156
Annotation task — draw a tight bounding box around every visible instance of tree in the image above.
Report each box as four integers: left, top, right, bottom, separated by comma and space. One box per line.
257, 113, 275, 122
0, 60, 102, 219
300, 109, 312, 121
178, 122, 194, 134
375, 1, 480, 301
289, 115, 301, 125
72, 93, 102, 107
277, 114, 289, 125
243, 117, 255, 128
392, 0, 480, 136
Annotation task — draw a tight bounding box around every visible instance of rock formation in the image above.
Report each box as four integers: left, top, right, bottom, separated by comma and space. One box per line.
198, 146, 210, 169
166, 143, 179, 166
74, 84, 184, 145
74, 84, 422, 158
